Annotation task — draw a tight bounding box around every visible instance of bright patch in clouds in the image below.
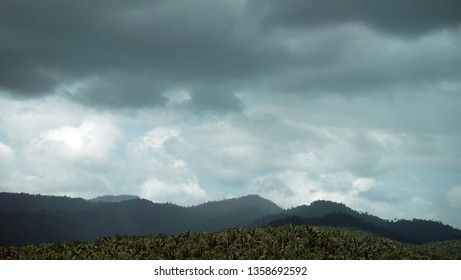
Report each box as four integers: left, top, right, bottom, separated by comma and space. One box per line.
45, 122, 94, 150
0, 142, 14, 160
29, 119, 120, 162
140, 177, 206, 206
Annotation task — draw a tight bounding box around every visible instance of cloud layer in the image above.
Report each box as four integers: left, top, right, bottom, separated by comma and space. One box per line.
1, 0, 461, 228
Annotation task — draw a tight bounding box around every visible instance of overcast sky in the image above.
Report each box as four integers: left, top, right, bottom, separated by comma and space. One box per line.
1, 0, 461, 228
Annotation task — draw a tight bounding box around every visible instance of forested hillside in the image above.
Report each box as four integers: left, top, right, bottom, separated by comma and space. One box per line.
0, 192, 460, 247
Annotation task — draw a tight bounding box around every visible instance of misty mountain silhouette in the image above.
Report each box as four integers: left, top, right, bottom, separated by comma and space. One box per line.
189, 194, 282, 231
0, 192, 459, 246
89, 195, 140, 203
0, 192, 96, 212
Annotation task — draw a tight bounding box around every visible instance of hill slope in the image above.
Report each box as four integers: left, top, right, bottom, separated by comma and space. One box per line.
258, 200, 461, 244
89, 195, 140, 203
189, 194, 283, 231
0, 192, 459, 246
0, 193, 283, 246
0, 192, 96, 212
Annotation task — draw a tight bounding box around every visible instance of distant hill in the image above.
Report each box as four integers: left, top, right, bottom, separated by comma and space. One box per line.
267, 213, 411, 243
0, 192, 97, 213
0, 193, 283, 246
191, 194, 282, 216
189, 195, 283, 231
260, 200, 461, 244
89, 195, 140, 203
384, 218, 461, 244
285, 200, 385, 226
0, 192, 460, 246
252, 200, 383, 228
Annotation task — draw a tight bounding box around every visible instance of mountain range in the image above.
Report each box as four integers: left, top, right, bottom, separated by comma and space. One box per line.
0, 192, 460, 246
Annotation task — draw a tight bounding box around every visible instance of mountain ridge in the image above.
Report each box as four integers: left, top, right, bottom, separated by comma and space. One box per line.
0, 192, 459, 246
89, 195, 140, 203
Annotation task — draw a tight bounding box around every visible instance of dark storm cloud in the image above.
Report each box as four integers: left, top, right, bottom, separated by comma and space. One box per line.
70, 73, 168, 109
2, 0, 461, 109
255, 0, 461, 36
0, 0, 269, 110
0, 50, 59, 96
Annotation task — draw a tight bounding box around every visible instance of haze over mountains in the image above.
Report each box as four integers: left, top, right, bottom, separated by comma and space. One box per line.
0, 192, 459, 246
89, 195, 140, 203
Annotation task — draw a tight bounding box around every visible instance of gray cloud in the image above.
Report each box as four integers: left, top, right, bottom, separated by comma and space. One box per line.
69, 73, 168, 109
0, 0, 270, 110
255, 0, 461, 37
255, 177, 295, 197
2, 0, 461, 111
0, 50, 59, 96
188, 88, 244, 113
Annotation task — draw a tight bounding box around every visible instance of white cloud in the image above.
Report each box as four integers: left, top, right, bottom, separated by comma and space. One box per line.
0, 97, 123, 196
351, 178, 378, 195
45, 123, 92, 150
122, 125, 211, 204
250, 170, 317, 208
125, 126, 187, 180
0, 142, 14, 179
186, 121, 263, 185
1, 85, 460, 228
140, 176, 206, 206
0, 96, 91, 144
446, 186, 461, 209
27, 119, 121, 166
128, 127, 180, 155
0, 142, 14, 160
249, 170, 376, 209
